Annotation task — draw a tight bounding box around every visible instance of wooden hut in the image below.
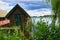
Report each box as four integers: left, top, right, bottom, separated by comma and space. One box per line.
0, 4, 31, 39
0, 4, 30, 26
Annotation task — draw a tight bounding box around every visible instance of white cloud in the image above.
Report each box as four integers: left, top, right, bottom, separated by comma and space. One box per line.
1, 0, 44, 4
0, 1, 13, 12
26, 8, 52, 16
18, 0, 42, 1
0, 0, 52, 16
14, 0, 42, 1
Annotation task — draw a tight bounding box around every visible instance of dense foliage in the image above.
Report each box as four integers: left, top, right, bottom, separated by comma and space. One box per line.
34, 20, 60, 40
0, 0, 60, 40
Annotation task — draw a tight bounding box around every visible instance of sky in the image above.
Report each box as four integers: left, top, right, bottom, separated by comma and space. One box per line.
0, 0, 52, 16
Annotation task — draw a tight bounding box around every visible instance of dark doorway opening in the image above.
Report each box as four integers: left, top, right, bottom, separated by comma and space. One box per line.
14, 14, 22, 26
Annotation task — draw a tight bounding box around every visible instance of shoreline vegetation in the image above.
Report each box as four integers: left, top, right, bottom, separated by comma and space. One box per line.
0, 18, 60, 40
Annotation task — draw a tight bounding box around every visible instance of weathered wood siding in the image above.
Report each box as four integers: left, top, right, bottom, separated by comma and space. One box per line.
8, 8, 28, 26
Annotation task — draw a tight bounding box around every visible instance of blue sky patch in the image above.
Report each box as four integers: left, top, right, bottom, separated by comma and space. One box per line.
0, 0, 52, 16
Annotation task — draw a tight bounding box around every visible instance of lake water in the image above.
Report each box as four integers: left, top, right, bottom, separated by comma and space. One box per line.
31, 17, 53, 26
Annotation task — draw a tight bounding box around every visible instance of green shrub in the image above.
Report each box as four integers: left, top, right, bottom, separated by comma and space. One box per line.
34, 20, 60, 40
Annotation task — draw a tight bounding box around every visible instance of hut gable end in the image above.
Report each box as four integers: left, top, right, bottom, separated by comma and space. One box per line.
6, 4, 30, 18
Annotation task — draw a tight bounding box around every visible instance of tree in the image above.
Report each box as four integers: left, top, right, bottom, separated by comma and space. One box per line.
45, 0, 60, 26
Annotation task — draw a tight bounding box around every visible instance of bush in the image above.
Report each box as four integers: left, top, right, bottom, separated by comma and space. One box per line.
34, 20, 60, 40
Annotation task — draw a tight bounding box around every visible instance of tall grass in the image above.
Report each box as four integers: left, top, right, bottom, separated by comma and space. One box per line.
0, 18, 60, 40
0, 18, 32, 40
34, 20, 60, 40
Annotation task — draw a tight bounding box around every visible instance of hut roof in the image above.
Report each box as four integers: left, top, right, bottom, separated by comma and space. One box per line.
0, 10, 7, 17
6, 4, 30, 18
0, 4, 30, 18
